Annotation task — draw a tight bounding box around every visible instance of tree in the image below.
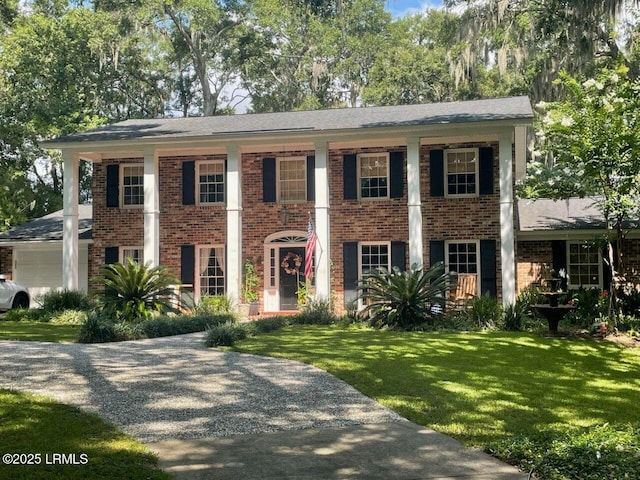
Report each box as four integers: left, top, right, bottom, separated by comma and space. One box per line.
445, 0, 639, 103
519, 66, 640, 319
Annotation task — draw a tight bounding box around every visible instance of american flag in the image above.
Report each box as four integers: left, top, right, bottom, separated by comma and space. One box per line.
305, 216, 318, 282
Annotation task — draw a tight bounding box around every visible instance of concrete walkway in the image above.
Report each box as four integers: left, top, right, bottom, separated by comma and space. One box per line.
0, 333, 527, 479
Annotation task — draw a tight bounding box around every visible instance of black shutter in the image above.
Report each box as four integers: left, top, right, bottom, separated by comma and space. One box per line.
480, 239, 497, 297
306, 156, 315, 202
391, 241, 407, 271
430, 150, 444, 197
181, 245, 195, 291
389, 151, 404, 199
104, 247, 119, 265
479, 147, 494, 195
262, 158, 276, 202
551, 240, 567, 290
343, 242, 359, 305
429, 240, 445, 269
106, 164, 119, 207
343, 154, 357, 200
182, 161, 195, 205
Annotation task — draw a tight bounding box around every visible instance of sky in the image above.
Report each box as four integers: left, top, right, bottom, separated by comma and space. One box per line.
384, 0, 444, 17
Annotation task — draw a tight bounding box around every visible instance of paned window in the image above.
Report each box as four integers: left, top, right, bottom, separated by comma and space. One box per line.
567, 242, 601, 288
446, 241, 479, 274
198, 161, 225, 204
445, 149, 478, 197
359, 153, 389, 199
198, 246, 225, 297
121, 164, 144, 206
360, 242, 390, 276
278, 158, 306, 202
120, 247, 143, 264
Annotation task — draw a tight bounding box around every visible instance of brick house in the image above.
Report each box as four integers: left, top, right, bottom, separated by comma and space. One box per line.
41, 97, 533, 313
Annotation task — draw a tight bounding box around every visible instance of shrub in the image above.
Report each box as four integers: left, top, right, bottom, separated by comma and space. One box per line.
2, 308, 49, 322
113, 321, 146, 341
38, 289, 92, 313
77, 314, 117, 343
292, 298, 337, 325
459, 295, 503, 330
490, 424, 640, 480
97, 259, 181, 323
195, 295, 234, 315
48, 309, 88, 325
503, 302, 530, 331
565, 287, 607, 327
251, 316, 289, 334
143, 313, 235, 338
358, 263, 451, 330
204, 321, 246, 347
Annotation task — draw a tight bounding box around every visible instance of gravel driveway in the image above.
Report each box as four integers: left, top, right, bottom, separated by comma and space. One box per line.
0, 333, 402, 443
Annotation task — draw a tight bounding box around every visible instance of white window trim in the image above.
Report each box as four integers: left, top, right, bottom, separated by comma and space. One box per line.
358, 241, 392, 278
195, 244, 226, 300
196, 160, 225, 206
357, 152, 390, 201
566, 241, 603, 290
277, 156, 307, 203
444, 239, 481, 296
444, 148, 479, 198
120, 163, 144, 208
119, 246, 143, 264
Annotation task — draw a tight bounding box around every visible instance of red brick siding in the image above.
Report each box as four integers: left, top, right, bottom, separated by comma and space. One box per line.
516, 240, 552, 292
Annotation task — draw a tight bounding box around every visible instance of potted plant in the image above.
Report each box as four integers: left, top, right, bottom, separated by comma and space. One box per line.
240, 259, 259, 316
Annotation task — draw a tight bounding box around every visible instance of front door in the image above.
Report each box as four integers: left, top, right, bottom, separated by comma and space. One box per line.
279, 247, 305, 310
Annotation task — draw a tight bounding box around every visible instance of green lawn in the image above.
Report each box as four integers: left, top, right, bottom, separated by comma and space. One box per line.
0, 321, 80, 342
0, 389, 169, 480
233, 325, 640, 477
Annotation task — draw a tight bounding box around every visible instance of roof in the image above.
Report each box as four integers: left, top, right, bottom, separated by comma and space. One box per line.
43, 96, 533, 146
517, 198, 605, 232
0, 205, 93, 243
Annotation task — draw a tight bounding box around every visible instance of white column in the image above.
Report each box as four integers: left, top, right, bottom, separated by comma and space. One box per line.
143, 148, 160, 267
226, 144, 242, 305
499, 131, 516, 306
62, 151, 79, 290
314, 141, 331, 300
406, 137, 423, 269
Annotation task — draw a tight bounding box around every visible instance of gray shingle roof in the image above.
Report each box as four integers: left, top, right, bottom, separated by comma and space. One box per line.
517, 198, 605, 231
0, 205, 92, 243
44, 96, 533, 145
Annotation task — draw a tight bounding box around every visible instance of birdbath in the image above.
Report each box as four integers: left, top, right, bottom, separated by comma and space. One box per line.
531, 277, 575, 333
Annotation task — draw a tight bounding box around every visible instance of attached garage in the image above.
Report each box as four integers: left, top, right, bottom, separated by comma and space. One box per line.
0, 206, 92, 305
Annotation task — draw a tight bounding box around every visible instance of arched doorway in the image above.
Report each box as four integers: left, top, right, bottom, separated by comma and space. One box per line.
263, 231, 307, 312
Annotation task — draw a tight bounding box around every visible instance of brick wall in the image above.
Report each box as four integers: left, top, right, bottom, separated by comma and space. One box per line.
92, 141, 505, 312
516, 240, 552, 292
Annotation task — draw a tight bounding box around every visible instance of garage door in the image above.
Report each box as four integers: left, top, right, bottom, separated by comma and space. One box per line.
14, 245, 88, 304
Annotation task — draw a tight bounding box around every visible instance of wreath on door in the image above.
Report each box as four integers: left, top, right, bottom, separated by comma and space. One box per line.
281, 252, 302, 275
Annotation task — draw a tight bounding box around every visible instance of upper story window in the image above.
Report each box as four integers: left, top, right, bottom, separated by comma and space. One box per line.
197, 161, 225, 205
567, 242, 602, 289
445, 149, 478, 197
120, 247, 143, 264
121, 164, 144, 207
278, 157, 307, 202
358, 153, 389, 199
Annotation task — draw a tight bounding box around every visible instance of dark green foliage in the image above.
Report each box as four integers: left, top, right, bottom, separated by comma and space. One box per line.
98, 260, 181, 323
565, 287, 608, 328
142, 314, 234, 338
38, 288, 93, 313
48, 309, 88, 325
358, 263, 451, 330
502, 302, 528, 331
457, 295, 503, 330
2, 307, 48, 322
204, 321, 246, 347
113, 321, 146, 341
77, 313, 117, 343
490, 424, 640, 480
194, 294, 233, 315
251, 316, 289, 334
292, 298, 337, 325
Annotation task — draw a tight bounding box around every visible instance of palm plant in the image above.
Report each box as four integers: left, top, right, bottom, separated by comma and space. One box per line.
358, 262, 452, 329
98, 259, 181, 323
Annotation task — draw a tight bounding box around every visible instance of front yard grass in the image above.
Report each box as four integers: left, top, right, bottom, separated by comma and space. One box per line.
0, 389, 169, 480
0, 321, 80, 342
232, 325, 640, 477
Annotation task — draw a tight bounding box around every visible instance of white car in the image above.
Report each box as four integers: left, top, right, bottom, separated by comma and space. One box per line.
0, 275, 30, 311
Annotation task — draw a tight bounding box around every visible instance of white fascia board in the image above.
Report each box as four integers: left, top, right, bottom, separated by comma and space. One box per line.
3, 239, 92, 249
